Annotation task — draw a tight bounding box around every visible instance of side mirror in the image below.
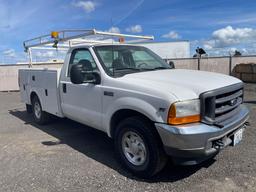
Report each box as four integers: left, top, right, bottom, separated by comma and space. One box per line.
169, 61, 175, 69
70, 64, 101, 85
70, 64, 84, 84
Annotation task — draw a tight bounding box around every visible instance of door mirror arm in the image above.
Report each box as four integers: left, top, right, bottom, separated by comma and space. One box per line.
82, 71, 101, 85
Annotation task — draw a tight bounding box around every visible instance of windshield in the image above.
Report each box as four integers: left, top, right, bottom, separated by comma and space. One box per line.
94, 45, 171, 77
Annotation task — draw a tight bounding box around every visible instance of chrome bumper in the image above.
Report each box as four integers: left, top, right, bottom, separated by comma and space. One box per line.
155, 105, 249, 165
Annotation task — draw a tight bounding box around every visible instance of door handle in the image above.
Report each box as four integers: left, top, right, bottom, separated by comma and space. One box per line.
63, 83, 66, 93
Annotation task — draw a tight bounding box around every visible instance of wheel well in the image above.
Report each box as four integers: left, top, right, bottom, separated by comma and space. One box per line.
110, 109, 154, 138
30, 92, 38, 103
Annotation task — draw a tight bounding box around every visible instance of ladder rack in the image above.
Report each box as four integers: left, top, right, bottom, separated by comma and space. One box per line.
23, 29, 154, 67
23, 29, 154, 50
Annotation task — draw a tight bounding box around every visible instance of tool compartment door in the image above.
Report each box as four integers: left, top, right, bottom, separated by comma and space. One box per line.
18, 69, 30, 103
27, 68, 62, 117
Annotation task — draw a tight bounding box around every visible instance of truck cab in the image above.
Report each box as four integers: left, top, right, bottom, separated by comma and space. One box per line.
19, 30, 250, 178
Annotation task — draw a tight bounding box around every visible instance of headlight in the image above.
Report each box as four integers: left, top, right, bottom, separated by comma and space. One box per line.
167, 99, 201, 125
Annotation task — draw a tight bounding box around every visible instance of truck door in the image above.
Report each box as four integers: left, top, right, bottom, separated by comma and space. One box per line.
60, 48, 102, 130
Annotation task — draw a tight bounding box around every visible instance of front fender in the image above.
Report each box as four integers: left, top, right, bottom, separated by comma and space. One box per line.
104, 96, 167, 137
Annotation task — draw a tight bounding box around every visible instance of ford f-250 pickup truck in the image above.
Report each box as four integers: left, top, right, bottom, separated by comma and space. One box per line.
19, 30, 249, 177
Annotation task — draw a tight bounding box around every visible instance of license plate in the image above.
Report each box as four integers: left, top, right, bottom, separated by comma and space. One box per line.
232, 128, 244, 146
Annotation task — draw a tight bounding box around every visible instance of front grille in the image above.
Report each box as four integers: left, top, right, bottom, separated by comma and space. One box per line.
200, 83, 244, 126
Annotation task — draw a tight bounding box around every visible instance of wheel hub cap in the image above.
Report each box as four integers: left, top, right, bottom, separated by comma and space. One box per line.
122, 131, 147, 166
34, 102, 41, 119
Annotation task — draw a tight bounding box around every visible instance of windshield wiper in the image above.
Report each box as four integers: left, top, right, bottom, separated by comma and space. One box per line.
140, 67, 170, 71
153, 67, 170, 70
114, 68, 140, 71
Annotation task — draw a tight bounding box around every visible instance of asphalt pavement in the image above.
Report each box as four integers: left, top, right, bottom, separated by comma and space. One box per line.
0, 83, 255, 192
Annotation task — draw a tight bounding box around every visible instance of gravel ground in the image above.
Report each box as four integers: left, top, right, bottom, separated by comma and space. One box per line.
0, 84, 255, 192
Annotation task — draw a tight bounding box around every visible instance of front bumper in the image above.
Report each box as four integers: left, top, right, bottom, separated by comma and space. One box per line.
155, 105, 249, 165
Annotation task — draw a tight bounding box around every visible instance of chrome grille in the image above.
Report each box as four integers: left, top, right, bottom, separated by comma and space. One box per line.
200, 83, 244, 126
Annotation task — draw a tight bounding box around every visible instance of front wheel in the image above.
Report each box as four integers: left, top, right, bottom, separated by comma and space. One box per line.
32, 96, 51, 125
115, 117, 167, 178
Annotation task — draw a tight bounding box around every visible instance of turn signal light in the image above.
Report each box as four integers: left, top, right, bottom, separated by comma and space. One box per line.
168, 114, 201, 125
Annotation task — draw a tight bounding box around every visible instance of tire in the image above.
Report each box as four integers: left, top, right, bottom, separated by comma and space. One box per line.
114, 116, 167, 178
31, 96, 51, 125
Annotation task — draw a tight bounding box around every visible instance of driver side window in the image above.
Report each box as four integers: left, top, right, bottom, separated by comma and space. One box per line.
68, 49, 97, 77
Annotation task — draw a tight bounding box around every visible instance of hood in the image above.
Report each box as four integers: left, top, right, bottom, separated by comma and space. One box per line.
118, 69, 241, 101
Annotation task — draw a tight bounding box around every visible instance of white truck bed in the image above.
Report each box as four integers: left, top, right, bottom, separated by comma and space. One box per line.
18, 68, 63, 117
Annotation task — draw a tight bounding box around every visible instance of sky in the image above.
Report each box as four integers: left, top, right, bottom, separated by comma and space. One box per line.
1, 0, 256, 63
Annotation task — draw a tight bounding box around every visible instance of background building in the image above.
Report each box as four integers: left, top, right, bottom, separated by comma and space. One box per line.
138, 41, 190, 59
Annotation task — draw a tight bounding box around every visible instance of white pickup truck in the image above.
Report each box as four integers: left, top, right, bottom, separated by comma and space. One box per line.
19, 31, 249, 177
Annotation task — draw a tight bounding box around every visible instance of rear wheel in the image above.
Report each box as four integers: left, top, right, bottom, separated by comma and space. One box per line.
32, 96, 51, 125
115, 116, 167, 178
